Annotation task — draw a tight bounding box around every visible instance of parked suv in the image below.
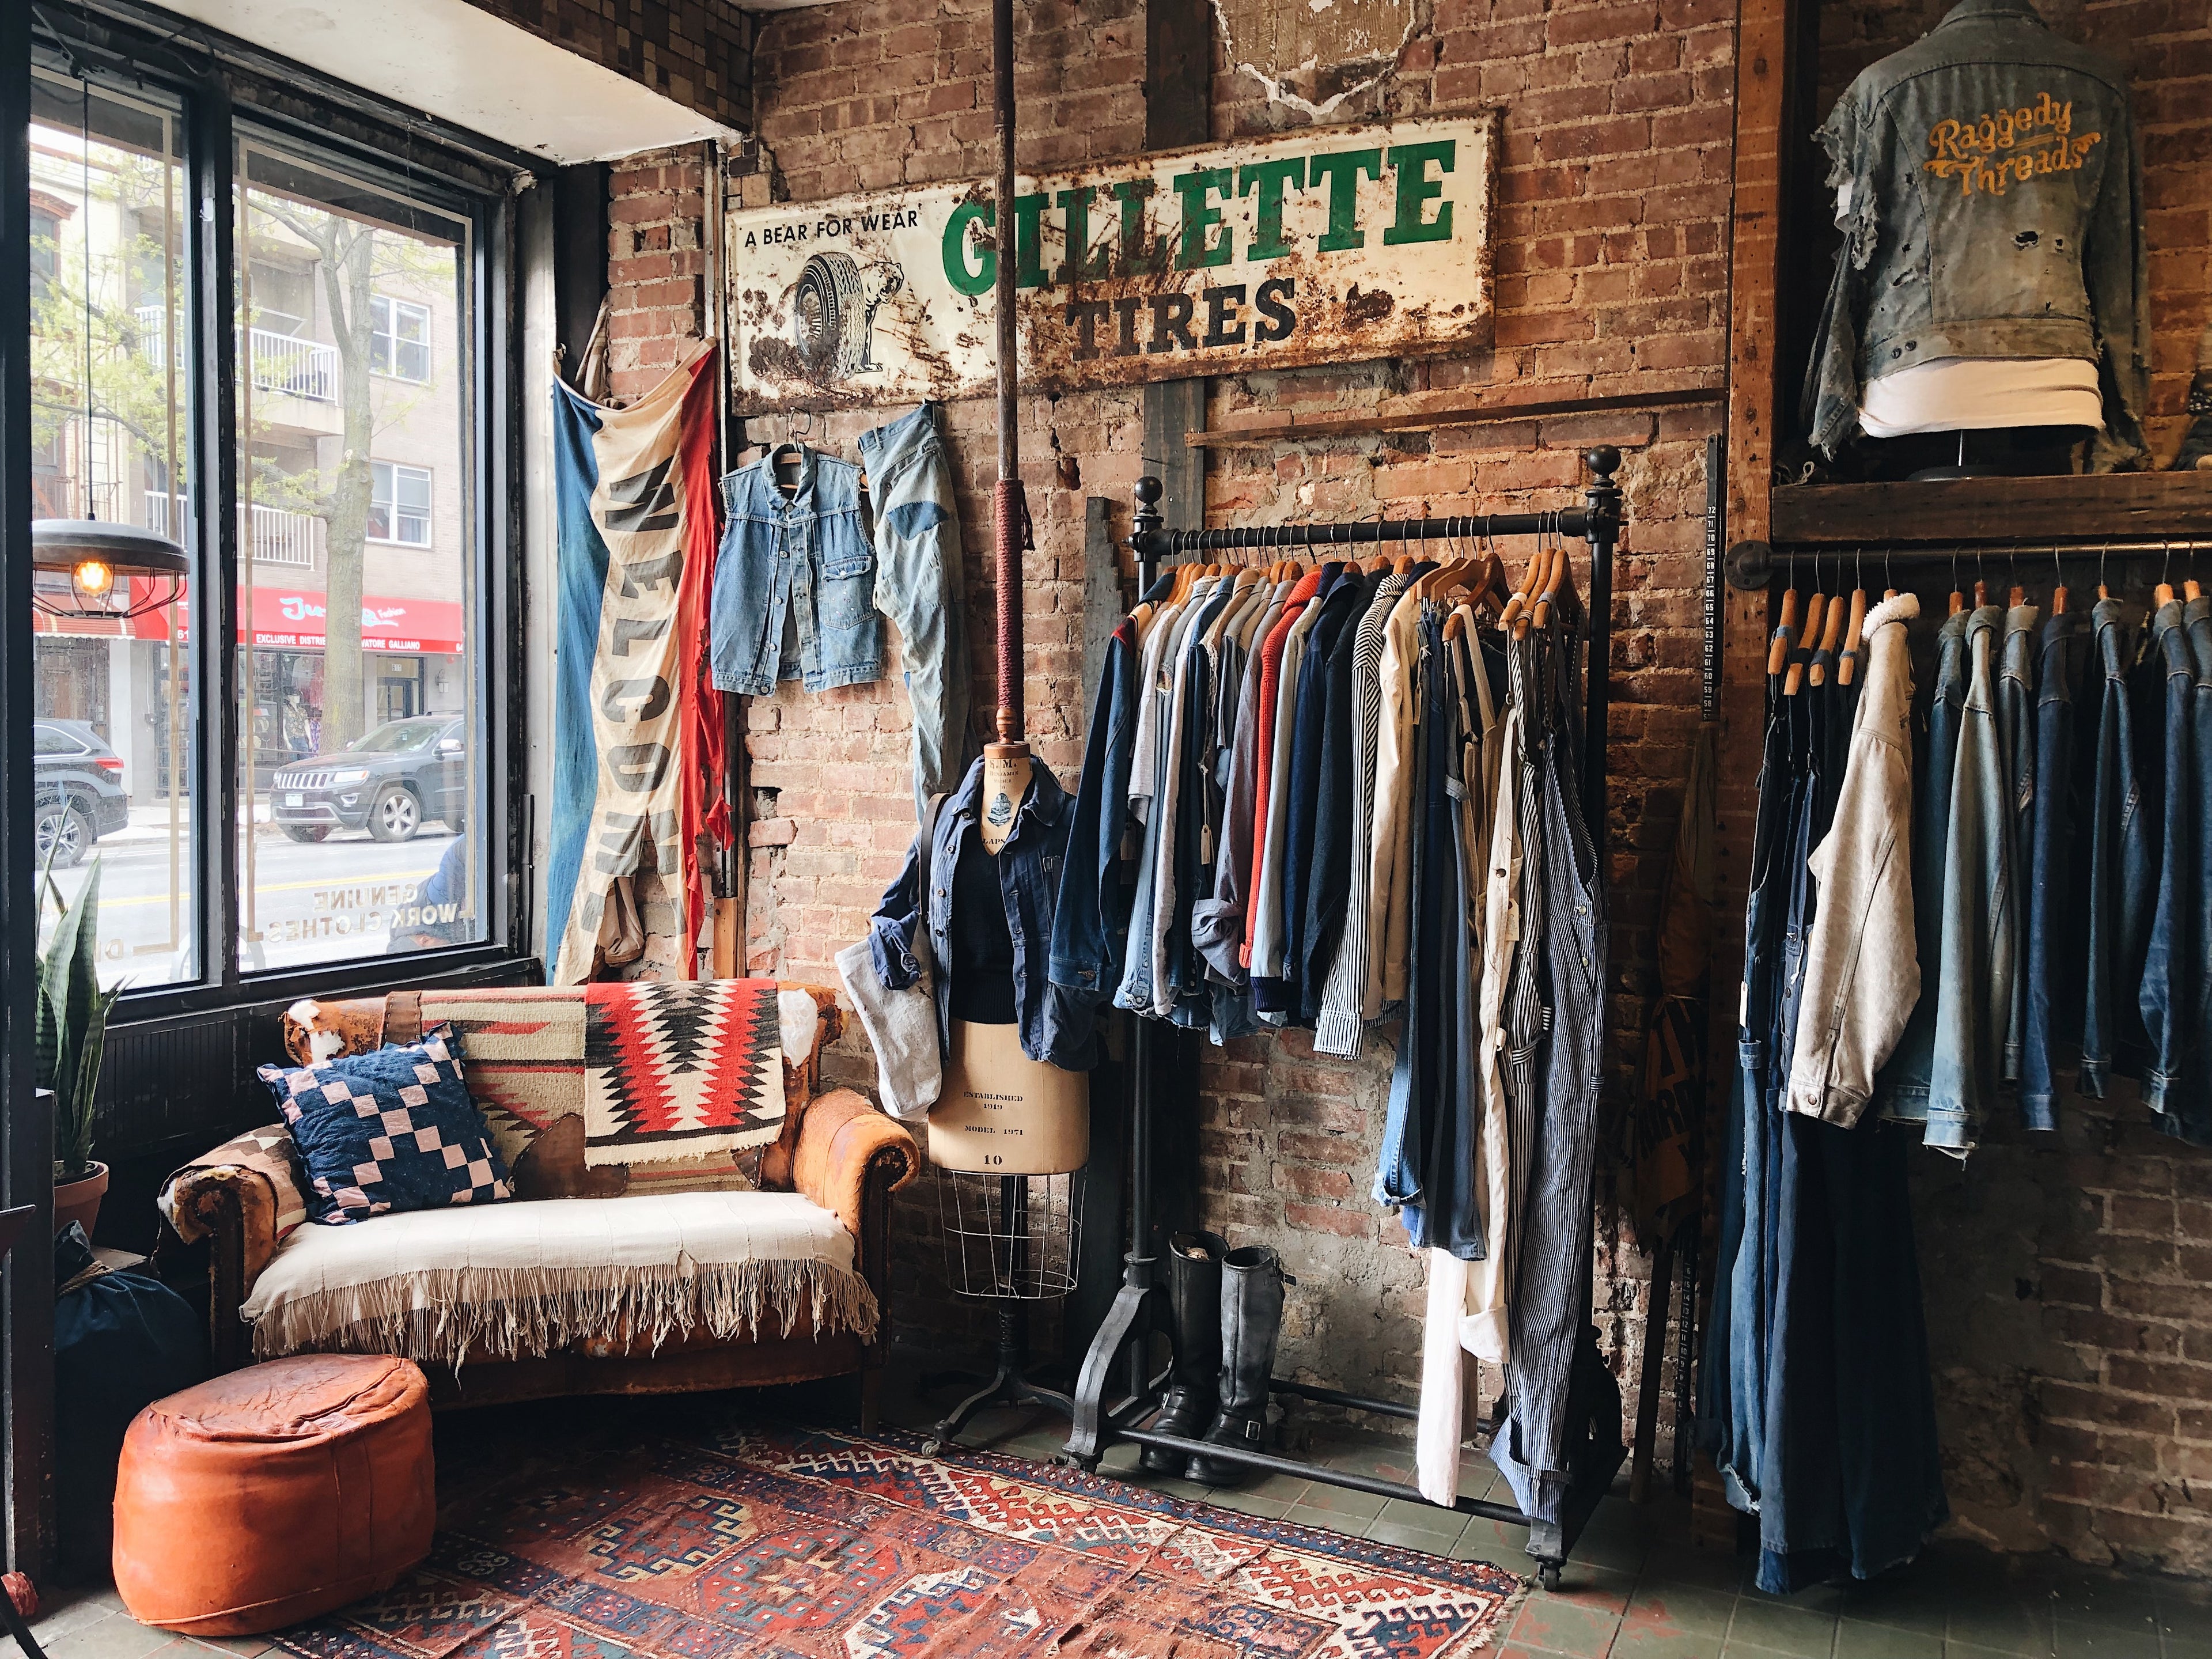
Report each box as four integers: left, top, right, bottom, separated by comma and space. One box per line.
35, 719, 129, 869
270, 715, 467, 844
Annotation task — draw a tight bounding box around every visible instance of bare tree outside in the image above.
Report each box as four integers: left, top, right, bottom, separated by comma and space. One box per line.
244, 197, 443, 753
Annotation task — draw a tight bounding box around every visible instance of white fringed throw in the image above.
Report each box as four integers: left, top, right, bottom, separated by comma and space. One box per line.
241, 1191, 874, 1366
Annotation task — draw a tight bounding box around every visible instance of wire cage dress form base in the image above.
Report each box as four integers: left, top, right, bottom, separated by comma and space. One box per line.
921, 1169, 1085, 1453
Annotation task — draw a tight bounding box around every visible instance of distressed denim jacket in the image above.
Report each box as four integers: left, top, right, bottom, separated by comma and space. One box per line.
711, 446, 882, 695
1805, 0, 2149, 468
870, 756, 1097, 1073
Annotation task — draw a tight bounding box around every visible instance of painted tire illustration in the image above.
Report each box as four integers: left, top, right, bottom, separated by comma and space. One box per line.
793, 252, 871, 382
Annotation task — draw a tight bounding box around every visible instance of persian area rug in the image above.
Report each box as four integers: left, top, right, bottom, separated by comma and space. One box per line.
271, 1421, 1527, 1659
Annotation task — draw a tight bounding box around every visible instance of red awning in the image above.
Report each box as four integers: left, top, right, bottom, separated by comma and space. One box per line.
135, 581, 465, 655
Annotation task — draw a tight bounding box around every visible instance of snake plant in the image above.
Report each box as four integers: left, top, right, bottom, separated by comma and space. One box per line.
36, 857, 120, 1181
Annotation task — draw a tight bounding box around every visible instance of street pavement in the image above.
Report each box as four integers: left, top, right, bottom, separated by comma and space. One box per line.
40, 806, 473, 986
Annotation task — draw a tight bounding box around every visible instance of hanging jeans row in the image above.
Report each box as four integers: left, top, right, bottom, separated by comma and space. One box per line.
1702, 590, 1949, 1595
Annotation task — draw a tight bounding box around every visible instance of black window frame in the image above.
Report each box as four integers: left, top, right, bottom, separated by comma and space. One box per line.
25, 2, 548, 1023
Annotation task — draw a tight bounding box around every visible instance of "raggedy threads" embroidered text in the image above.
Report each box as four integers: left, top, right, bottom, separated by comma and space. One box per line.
1924, 92, 2101, 197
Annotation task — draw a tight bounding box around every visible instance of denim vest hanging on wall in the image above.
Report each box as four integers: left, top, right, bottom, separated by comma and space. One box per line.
711, 445, 884, 695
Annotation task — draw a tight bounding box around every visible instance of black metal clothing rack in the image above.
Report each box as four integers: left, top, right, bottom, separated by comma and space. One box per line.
1061, 448, 1628, 1591
1728, 534, 2212, 589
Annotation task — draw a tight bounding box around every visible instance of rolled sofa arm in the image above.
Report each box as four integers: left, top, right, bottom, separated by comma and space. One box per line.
157, 1125, 311, 1372
788, 1088, 918, 1237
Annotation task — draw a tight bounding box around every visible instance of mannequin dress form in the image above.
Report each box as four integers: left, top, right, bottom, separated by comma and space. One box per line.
929, 740, 1089, 1174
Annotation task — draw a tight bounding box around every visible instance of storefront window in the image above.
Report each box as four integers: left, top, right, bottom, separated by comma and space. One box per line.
26, 71, 198, 988
234, 138, 484, 973
22, 21, 520, 1010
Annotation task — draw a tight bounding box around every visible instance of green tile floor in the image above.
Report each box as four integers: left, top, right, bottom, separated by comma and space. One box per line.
25, 1374, 2209, 1659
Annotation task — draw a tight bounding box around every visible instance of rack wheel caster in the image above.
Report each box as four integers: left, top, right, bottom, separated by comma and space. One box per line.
921, 1438, 945, 1457
1538, 1562, 1562, 1592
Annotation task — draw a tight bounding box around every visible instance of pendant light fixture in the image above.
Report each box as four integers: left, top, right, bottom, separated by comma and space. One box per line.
32, 54, 188, 623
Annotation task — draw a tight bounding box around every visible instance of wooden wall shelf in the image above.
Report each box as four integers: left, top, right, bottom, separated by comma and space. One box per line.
1770, 470, 2212, 544
1185, 374, 1724, 448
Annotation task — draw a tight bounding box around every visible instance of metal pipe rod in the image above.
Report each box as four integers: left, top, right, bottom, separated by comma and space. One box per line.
1267, 1378, 1421, 1422
1733, 535, 2212, 590
992, 0, 1017, 484
1764, 537, 2212, 560
1111, 1425, 1530, 1524
988, 0, 1024, 743
1143, 509, 1601, 557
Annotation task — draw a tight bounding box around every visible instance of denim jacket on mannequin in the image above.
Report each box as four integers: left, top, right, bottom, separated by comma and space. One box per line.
1804, 0, 2149, 468
711, 446, 882, 695
869, 756, 1096, 1073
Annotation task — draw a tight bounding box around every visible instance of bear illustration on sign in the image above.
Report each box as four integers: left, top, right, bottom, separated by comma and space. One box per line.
792, 252, 904, 382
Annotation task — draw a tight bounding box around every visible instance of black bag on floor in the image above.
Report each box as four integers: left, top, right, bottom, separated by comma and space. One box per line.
54, 1223, 208, 1581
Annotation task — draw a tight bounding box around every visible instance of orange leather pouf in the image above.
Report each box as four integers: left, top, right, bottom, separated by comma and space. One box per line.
113, 1353, 434, 1635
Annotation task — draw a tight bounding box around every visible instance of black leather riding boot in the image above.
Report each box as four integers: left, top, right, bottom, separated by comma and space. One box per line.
1142, 1230, 1225, 1474
1187, 1245, 1287, 1486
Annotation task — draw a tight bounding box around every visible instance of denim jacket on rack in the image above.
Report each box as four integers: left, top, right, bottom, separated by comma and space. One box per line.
1049, 617, 1141, 1009
1804, 0, 2149, 468
870, 756, 1096, 1073
2081, 597, 2153, 1099
2138, 600, 2200, 1123
711, 445, 882, 695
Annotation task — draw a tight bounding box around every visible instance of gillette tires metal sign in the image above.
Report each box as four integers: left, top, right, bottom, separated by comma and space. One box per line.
725, 111, 1499, 413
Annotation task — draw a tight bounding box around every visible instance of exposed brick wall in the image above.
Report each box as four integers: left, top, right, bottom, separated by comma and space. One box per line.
607, 149, 713, 404
1804, 0, 2212, 1578
464, 0, 755, 131
731, 0, 1726, 1440
601, 0, 2212, 1580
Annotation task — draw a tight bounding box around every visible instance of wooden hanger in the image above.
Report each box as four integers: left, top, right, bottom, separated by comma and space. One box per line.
2187, 579, 2203, 603
1503, 527, 1560, 632
1785, 592, 1825, 696
770, 440, 805, 495
1532, 539, 1577, 630
1837, 588, 1868, 685
1501, 544, 1547, 634
1767, 588, 1798, 676
1457, 546, 1508, 615
1809, 588, 1846, 686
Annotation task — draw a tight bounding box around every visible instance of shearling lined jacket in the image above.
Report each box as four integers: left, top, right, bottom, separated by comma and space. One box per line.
1787, 593, 1924, 1126
1804, 0, 2148, 468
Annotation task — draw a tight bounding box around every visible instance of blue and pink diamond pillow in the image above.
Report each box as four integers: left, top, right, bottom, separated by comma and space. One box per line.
259, 1025, 512, 1225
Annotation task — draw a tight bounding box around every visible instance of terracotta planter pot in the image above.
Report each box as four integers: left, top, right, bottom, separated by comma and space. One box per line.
54, 1161, 108, 1241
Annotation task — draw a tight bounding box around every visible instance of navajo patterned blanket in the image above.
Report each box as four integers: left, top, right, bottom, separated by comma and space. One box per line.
583, 979, 785, 1167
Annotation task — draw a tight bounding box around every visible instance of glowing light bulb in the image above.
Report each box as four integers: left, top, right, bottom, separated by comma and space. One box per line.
71, 558, 114, 599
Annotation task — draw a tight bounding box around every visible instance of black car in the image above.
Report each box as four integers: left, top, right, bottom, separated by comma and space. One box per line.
35, 718, 129, 869
271, 715, 467, 844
